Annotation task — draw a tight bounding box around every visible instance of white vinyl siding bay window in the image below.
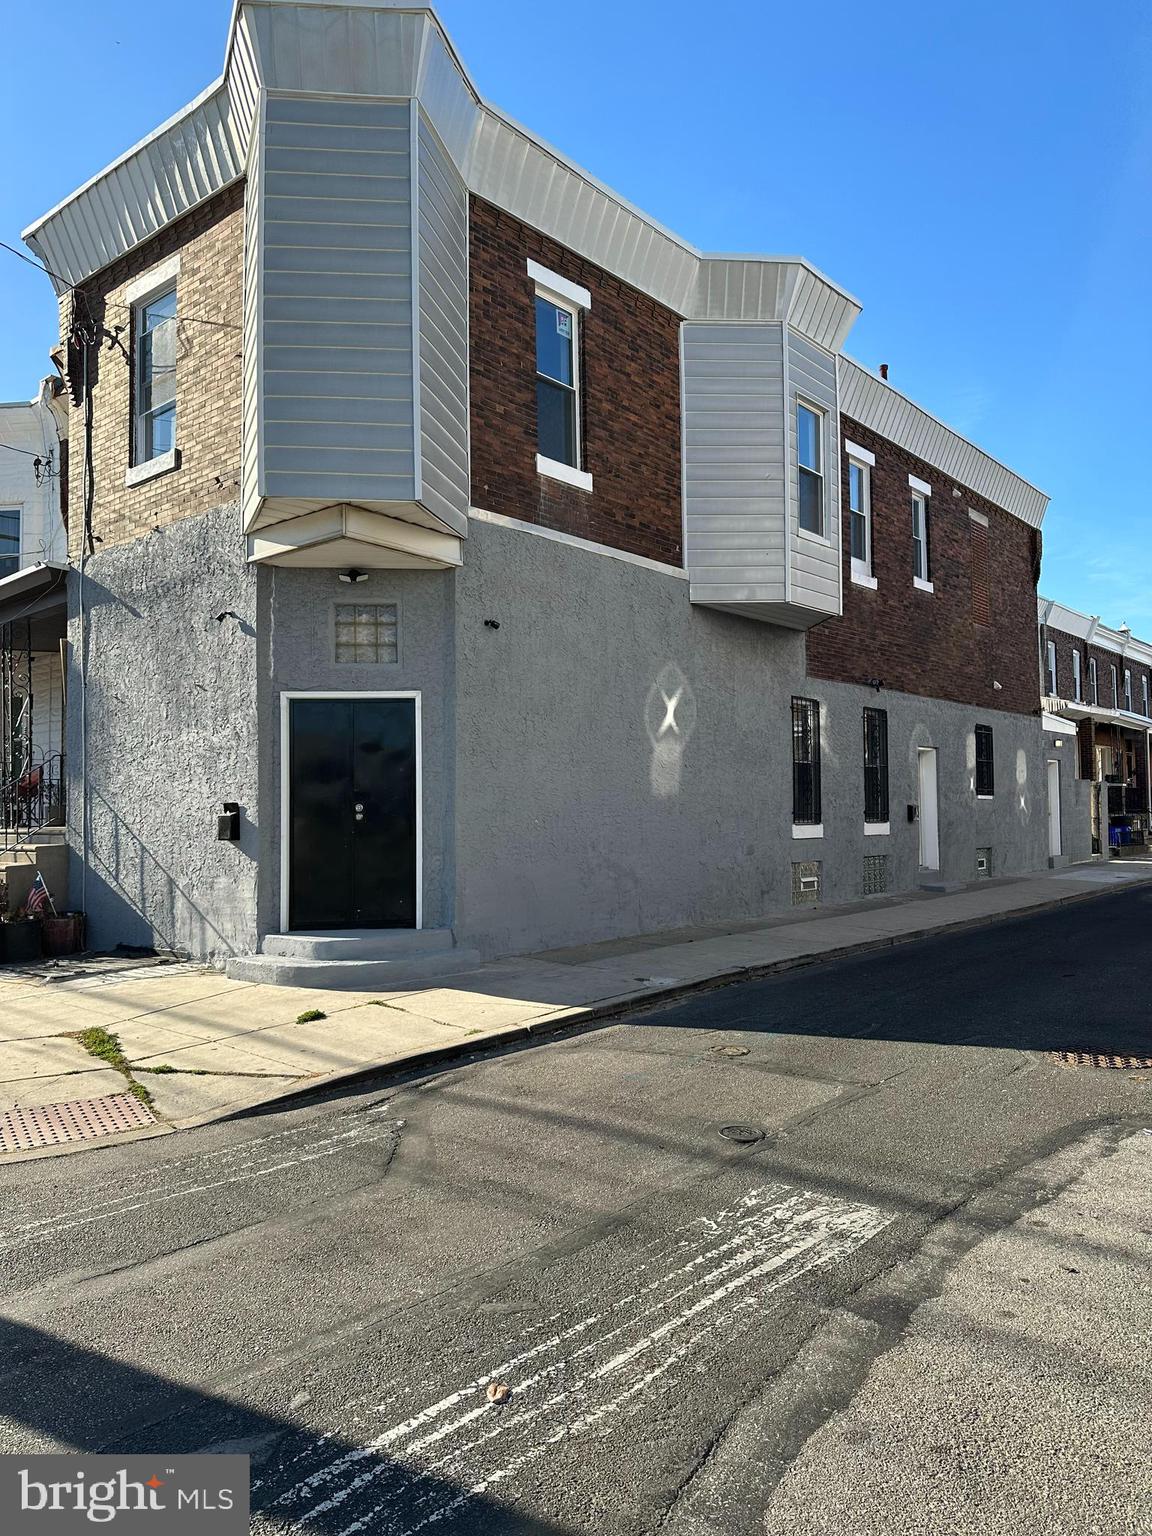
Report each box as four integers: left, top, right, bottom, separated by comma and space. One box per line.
530, 259, 592, 492
797, 403, 825, 537
846, 440, 875, 587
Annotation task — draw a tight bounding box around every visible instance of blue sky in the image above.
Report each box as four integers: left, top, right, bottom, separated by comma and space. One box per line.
2, 1, 1149, 625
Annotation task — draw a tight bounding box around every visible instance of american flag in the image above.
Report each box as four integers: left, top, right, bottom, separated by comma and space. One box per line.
25, 873, 55, 918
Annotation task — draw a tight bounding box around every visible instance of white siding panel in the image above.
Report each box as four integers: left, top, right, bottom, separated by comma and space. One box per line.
839, 357, 1047, 525
416, 115, 470, 535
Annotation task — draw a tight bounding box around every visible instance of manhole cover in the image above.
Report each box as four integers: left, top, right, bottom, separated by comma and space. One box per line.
718, 1124, 764, 1144
1046, 1051, 1152, 1072
0, 1092, 156, 1153
711, 1045, 750, 1057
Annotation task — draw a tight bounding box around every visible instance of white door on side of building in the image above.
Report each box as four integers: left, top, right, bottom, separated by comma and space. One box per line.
1047, 759, 1062, 859
918, 747, 940, 871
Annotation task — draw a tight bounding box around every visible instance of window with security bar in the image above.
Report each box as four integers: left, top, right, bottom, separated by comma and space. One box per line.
975, 723, 995, 797
335, 604, 398, 664
792, 697, 822, 824
863, 707, 889, 822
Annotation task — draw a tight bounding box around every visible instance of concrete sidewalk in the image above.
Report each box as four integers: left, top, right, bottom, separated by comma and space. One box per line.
2, 858, 1150, 1151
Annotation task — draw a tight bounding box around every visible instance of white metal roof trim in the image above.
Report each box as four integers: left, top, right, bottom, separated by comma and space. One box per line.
25, 86, 243, 292
839, 358, 1047, 525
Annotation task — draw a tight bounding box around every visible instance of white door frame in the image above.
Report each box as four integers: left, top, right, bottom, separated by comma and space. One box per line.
1047, 758, 1062, 858
917, 746, 940, 871
279, 691, 423, 935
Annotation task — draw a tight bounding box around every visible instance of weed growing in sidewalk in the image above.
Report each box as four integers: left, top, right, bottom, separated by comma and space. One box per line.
296, 1009, 327, 1023
72, 1027, 153, 1108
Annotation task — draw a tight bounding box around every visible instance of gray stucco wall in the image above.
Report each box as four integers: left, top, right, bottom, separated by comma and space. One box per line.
257, 562, 456, 937
68, 505, 260, 958
451, 518, 1059, 956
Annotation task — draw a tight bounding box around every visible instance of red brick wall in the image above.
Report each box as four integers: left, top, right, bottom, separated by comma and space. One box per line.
469, 196, 683, 566
807, 416, 1042, 715
1042, 624, 1152, 716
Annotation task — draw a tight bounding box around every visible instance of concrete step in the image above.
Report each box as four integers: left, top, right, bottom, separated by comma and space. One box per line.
224, 945, 482, 990
261, 927, 455, 962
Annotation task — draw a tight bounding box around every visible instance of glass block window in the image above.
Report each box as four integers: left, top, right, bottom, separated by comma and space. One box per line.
335, 603, 398, 664
862, 854, 889, 895
976, 847, 993, 878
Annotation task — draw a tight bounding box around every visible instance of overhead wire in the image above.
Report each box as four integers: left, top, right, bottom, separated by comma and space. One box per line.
0, 238, 242, 331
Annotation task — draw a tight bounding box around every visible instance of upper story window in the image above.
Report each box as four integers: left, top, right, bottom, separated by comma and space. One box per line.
910, 476, 932, 589
1144, 676, 1149, 719
974, 723, 995, 797
1072, 650, 1083, 702
863, 707, 889, 823
1089, 657, 1098, 704
529, 259, 592, 492
1046, 639, 1058, 697
1111, 663, 1119, 706
0, 510, 19, 579
133, 287, 177, 465
1124, 668, 1133, 712
797, 404, 825, 536
791, 696, 822, 825
845, 441, 874, 585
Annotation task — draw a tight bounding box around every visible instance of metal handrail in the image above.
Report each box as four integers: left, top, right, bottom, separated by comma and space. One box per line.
0, 752, 66, 847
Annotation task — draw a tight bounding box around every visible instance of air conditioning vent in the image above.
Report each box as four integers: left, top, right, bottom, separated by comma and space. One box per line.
792, 860, 821, 906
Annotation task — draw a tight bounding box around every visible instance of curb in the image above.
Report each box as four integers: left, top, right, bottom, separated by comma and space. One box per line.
5, 873, 1150, 1161
173, 874, 1152, 1126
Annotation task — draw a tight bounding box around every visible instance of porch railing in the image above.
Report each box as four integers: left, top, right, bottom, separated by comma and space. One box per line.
0, 753, 66, 848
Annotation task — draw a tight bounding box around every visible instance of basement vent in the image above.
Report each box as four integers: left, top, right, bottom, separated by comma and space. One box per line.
976, 847, 993, 878
862, 854, 889, 895
792, 860, 821, 906
335, 603, 398, 664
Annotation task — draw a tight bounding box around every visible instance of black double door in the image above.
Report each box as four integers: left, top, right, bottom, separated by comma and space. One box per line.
288, 697, 417, 931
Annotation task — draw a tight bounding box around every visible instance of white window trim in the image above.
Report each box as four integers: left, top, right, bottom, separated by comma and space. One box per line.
1046, 640, 1058, 696
125, 447, 180, 488
911, 490, 931, 587
847, 453, 873, 583
1143, 677, 1150, 718
130, 259, 180, 472
863, 821, 890, 836
1072, 650, 1083, 702
1089, 658, 1099, 704
527, 259, 591, 311
791, 823, 824, 839
533, 279, 587, 484
123, 252, 181, 308
796, 399, 826, 538
0, 505, 22, 576
968, 508, 989, 527
1124, 669, 1133, 711
536, 454, 593, 493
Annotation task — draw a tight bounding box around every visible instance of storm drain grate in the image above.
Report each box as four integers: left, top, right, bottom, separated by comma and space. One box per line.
0, 1092, 155, 1153
1046, 1051, 1152, 1072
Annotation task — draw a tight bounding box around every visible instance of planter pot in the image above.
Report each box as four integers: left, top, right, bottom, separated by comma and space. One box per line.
42, 914, 86, 957
0, 920, 43, 965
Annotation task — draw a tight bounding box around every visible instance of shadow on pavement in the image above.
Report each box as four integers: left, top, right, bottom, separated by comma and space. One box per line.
0, 1318, 573, 1536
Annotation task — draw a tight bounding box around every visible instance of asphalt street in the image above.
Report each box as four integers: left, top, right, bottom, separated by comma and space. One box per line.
2, 886, 1151, 1535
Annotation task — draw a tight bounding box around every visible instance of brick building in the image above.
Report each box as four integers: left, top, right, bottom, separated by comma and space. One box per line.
1039, 598, 1152, 857
15, 0, 1068, 979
